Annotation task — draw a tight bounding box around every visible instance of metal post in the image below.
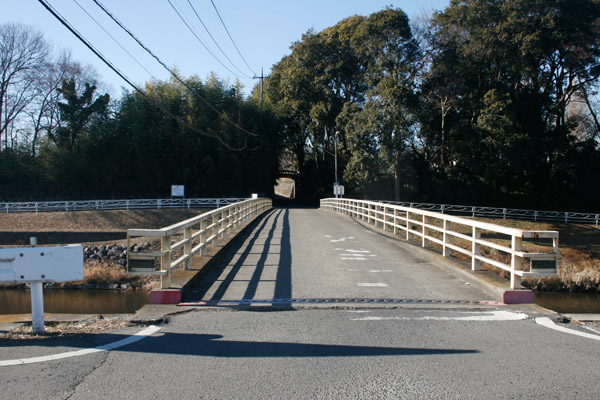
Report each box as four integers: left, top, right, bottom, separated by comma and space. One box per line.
31, 281, 45, 334
334, 130, 339, 198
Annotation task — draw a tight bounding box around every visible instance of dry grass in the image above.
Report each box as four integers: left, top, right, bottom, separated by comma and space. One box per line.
75, 262, 158, 290
0, 316, 134, 339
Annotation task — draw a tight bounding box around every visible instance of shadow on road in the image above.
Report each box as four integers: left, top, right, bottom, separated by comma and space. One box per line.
0, 332, 479, 358
185, 208, 293, 307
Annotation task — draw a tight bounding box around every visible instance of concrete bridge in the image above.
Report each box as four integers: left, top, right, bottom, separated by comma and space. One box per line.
138, 198, 558, 305
2, 199, 600, 399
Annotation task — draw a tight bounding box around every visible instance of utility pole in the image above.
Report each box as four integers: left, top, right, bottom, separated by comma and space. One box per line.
253, 68, 269, 115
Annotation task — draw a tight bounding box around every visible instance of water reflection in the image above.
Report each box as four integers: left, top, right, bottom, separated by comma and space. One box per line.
0, 289, 148, 315
535, 292, 600, 313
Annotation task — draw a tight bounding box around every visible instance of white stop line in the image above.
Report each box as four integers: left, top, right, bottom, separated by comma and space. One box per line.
0, 325, 161, 367
352, 311, 529, 322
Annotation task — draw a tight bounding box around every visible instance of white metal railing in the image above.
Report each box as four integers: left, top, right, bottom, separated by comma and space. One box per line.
378, 200, 599, 225
0, 198, 248, 213
321, 198, 558, 289
127, 198, 272, 288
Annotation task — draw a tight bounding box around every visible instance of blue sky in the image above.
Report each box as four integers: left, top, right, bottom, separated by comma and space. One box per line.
2, 1, 450, 96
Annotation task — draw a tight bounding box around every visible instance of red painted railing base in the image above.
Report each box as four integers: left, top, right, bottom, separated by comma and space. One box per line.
149, 289, 182, 304
503, 290, 534, 304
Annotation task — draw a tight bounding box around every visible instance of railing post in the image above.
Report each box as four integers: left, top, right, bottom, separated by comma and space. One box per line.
472, 227, 481, 271
200, 218, 208, 256
213, 214, 219, 246
393, 208, 398, 235
422, 215, 428, 247
184, 227, 192, 269
161, 235, 171, 289
443, 219, 449, 257
510, 235, 523, 289
406, 211, 411, 240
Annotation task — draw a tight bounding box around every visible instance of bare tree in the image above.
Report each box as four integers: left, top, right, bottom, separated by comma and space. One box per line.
0, 23, 49, 150
27, 50, 100, 157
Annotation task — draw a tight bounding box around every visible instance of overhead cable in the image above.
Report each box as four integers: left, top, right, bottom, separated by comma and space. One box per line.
166, 0, 248, 80
72, 0, 156, 79
92, 0, 258, 137
186, 0, 251, 79
38, 0, 254, 151
210, 0, 257, 77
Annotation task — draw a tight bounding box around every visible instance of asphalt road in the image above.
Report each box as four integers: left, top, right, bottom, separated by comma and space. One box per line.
2, 208, 600, 399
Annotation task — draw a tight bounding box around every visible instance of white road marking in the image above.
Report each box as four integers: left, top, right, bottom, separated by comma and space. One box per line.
325, 235, 332, 238
345, 249, 370, 253
342, 258, 367, 260
535, 317, 600, 341
0, 325, 161, 367
368, 270, 392, 273
352, 311, 528, 322
583, 326, 600, 335
357, 283, 389, 287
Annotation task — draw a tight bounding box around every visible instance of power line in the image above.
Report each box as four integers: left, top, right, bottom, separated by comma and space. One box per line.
210, 0, 257, 77
186, 0, 251, 79
166, 0, 247, 80
37, 0, 254, 151
92, 0, 258, 138
72, 0, 156, 79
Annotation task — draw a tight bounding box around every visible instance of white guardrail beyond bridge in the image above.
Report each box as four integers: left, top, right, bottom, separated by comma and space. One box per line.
127, 198, 272, 288
321, 198, 558, 289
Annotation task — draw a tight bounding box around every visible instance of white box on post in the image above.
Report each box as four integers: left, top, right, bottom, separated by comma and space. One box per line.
0, 245, 84, 333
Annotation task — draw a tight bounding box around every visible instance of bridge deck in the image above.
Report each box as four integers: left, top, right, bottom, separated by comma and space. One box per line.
184, 208, 493, 305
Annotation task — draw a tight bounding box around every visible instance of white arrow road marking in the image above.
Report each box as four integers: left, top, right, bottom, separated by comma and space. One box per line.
352, 311, 528, 322
535, 317, 600, 341
357, 283, 389, 287
0, 325, 161, 367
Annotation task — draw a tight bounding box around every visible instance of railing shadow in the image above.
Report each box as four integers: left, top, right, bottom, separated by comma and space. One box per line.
185, 207, 292, 308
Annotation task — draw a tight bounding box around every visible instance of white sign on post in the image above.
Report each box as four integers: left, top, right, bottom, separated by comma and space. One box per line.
0, 245, 83, 334
333, 184, 345, 197
171, 185, 185, 197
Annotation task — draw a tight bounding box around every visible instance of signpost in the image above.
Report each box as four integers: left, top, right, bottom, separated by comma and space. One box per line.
0, 245, 83, 334
333, 184, 344, 198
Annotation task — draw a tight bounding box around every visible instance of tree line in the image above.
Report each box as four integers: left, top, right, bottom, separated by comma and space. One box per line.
266, 0, 600, 211
2, 0, 600, 211
0, 22, 280, 201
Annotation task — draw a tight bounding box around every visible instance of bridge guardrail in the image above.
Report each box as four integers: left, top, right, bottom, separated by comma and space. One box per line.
378, 200, 599, 225
321, 198, 558, 289
0, 198, 248, 213
127, 198, 272, 288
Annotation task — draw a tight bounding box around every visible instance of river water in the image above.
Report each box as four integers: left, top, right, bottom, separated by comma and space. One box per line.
0, 289, 148, 315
